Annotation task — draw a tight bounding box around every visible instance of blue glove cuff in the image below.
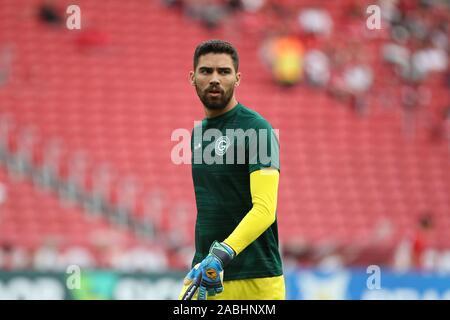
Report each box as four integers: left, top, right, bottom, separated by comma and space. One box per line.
210, 241, 235, 268
220, 242, 235, 257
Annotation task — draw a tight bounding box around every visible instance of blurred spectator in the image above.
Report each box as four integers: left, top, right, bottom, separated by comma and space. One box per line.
400, 84, 431, 138
0, 116, 13, 167
11, 127, 37, 180
304, 49, 330, 87
421, 247, 440, 273
344, 218, 395, 267
59, 246, 96, 269
411, 213, 436, 270
111, 246, 168, 272
226, 0, 243, 13
317, 254, 346, 272
393, 212, 437, 272
0, 243, 12, 270
297, 8, 333, 36
84, 163, 113, 215
262, 1, 292, 34
429, 105, 450, 143
410, 45, 448, 81
435, 250, 450, 274
75, 28, 111, 53
343, 64, 374, 114
60, 151, 87, 206
383, 0, 449, 88
261, 35, 304, 86
281, 238, 313, 270
318, 218, 394, 270
115, 176, 138, 226
37, 0, 63, 26
33, 237, 62, 271
143, 189, 165, 238
430, 20, 449, 51
166, 242, 195, 270
0, 243, 31, 270
401, 84, 420, 137
393, 237, 413, 272
329, 55, 374, 115
183, 0, 229, 29
240, 0, 265, 13
162, 0, 184, 9
391, 23, 410, 44
382, 42, 411, 76
0, 244, 6, 269
90, 229, 125, 268
379, 0, 401, 23
33, 138, 62, 191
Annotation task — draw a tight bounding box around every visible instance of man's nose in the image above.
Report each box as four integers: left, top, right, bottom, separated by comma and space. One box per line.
209, 72, 220, 85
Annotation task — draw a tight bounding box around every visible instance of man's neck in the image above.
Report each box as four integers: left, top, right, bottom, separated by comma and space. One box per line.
204, 97, 238, 119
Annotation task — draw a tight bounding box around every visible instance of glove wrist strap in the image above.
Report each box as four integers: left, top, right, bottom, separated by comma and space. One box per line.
210, 241, 235, 267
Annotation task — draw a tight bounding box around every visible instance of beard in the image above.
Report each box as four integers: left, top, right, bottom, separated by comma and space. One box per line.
195, 83, 234, 110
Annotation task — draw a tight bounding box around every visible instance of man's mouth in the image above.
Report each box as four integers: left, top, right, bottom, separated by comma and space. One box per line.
208, 89, 222, 97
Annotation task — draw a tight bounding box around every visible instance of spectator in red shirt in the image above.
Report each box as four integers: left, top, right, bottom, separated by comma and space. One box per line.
411, 213, 435, 270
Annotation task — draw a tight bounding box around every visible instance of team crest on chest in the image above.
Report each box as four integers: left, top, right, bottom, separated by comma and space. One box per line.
215, 136, 230, 156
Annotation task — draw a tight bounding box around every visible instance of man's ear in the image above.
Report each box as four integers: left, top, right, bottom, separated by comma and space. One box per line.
189, 71, 195, 86
235, 72, 241, 87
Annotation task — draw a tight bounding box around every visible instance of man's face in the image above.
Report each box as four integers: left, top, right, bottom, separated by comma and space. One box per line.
190, 53, 240, 110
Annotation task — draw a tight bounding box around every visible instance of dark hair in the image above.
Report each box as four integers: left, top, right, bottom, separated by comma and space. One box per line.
419, 213, 434, 229
193, 39, 239, 72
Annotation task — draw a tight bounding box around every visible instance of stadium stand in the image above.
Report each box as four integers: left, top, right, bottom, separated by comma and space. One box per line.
0, 0, 448, 271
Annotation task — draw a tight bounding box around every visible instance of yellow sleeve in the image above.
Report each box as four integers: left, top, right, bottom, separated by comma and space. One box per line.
223, 168, 279, 255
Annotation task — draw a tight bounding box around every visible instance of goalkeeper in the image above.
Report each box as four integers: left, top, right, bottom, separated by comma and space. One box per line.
179, 40, 285, 300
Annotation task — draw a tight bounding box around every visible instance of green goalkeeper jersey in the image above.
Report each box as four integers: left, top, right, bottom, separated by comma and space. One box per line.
191, 102, 283, 281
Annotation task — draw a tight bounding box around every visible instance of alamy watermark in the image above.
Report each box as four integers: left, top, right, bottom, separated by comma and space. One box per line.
66, 5, 81, 30
66, 264, 81, 290
171, 122, 280, 166
366, 5, 381, 30
366, 265, 382, 290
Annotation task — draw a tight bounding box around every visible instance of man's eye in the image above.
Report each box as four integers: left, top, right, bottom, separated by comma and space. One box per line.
220, 70, 230, 74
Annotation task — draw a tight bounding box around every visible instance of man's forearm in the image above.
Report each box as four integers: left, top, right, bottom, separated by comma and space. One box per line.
224, 169, 279, 255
